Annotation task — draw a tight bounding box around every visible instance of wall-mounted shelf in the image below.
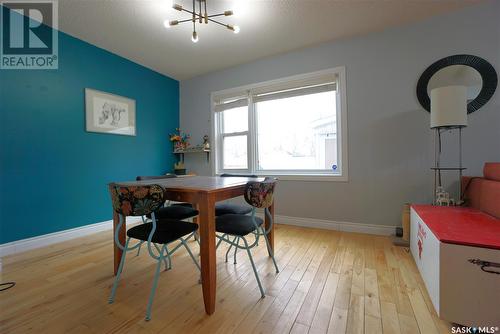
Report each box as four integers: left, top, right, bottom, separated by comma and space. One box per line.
173, 148, 210, 162
173, 148, 210, 154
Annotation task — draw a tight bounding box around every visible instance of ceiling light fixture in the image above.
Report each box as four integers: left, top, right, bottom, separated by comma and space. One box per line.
166, 0, 239, 43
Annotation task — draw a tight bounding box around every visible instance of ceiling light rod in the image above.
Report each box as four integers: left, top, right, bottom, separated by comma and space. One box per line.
168, 0, 239, 42
169, 12, 224, 24
206, 18, 238, 32
169, 16, 231, 29
207, 10, 233, 18
172, 3, 232, 22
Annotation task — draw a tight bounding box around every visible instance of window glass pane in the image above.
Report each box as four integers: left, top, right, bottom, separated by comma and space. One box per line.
223, 135, 248, 169
223, 106, 248, 133
256, 90, 337, 171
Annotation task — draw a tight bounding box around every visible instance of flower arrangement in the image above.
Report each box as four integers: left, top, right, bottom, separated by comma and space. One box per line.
169, 128, 191, 151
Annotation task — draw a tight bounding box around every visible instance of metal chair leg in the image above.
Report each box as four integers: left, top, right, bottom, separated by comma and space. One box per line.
181, 238, 201, 272
164, 244, 172, 270
145, 245, 166, 321
225, 236, 237, 263
136, 215, 150, 256
216, 234, 227, 250
242, 237, 265, 298
261, 227, 279, 273
153, 243, 170, 270
233, 237, 240, 264
109, 237, 130, 303
136, 241, 144, 256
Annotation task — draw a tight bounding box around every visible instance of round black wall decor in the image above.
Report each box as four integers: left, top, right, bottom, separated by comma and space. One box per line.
416, 54, 498, 113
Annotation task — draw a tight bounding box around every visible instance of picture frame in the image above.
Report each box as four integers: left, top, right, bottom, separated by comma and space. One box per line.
85, 88, 136, 136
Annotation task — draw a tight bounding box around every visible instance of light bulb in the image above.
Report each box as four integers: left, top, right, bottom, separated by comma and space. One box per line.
173, 3, 182, 11
191, 31, 199, 43
227, 24, 238, 33
163, 20, 170, 29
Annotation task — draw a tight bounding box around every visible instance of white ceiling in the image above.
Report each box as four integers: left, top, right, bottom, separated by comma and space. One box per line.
57, 0, 482, 80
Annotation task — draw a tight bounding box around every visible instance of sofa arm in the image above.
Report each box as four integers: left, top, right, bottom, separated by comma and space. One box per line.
461, 176, 482, 209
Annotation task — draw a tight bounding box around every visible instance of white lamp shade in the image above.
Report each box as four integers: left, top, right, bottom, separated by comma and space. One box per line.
430, 85, 468, 128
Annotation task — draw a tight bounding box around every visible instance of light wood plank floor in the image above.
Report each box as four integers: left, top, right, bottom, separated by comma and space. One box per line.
0, 225, 451, 334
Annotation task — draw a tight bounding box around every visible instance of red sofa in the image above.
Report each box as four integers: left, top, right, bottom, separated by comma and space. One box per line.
462, 162, 500, 219
410, 162, 500, 327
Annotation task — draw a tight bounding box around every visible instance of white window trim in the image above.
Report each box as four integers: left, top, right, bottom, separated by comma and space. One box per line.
210, 67, 349, 182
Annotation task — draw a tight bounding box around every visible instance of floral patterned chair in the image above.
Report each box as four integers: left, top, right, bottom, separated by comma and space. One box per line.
108, 183, 200, 321
215, 177, 279, 298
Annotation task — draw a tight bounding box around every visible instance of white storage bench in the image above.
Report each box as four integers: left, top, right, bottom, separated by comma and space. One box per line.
410, 204, 500, 327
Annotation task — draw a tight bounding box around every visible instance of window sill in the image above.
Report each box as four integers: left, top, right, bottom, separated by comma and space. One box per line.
265, 174, 348, 182
215, 172, 348, 182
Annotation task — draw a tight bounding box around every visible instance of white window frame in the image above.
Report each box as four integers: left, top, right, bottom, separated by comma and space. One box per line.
211, 67, 348, 182
216, 103, 250, 173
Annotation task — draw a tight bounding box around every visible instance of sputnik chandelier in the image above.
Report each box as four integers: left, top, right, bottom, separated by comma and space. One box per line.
165, 0, 239, 43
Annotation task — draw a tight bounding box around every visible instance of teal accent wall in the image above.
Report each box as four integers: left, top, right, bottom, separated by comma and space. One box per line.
0, 27, 179, 244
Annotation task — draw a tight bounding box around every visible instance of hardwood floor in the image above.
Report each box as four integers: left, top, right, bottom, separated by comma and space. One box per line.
0, 225, 451, 334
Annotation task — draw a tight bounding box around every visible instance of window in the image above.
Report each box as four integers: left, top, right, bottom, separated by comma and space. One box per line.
212, 67, 347, 181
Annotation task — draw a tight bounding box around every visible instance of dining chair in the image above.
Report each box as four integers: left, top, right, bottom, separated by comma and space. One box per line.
215, 173, 258, 216
215, 177, 279, 297
108, 183, 200, 321
216, 174, 261, 261
135, 175, 200, 254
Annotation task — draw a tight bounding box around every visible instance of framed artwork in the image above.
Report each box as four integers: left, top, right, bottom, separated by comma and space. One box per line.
85, 88, 136, 136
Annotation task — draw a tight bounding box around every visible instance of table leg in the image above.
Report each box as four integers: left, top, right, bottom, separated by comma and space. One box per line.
113, 210, 126, 275
265, 202, 275, 252
198, 193, 216, 314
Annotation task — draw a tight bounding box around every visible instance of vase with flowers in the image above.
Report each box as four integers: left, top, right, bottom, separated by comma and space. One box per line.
169, 128, 191, 152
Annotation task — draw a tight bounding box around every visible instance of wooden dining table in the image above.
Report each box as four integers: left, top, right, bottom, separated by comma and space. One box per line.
109, 176, 275, 315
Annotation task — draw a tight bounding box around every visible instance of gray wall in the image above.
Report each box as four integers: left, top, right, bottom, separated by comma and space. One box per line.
180, 2, 500, 228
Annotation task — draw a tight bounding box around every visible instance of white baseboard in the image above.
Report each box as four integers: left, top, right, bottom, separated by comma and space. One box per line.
274, 214, 395, 236
0, 217, 142, 258
0, 214, 394, 261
